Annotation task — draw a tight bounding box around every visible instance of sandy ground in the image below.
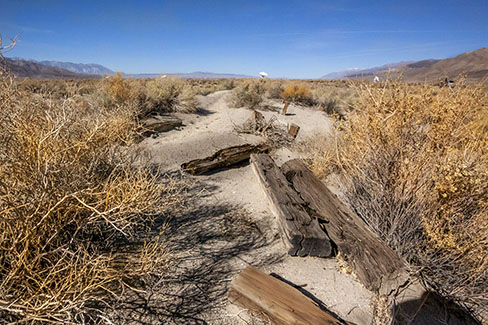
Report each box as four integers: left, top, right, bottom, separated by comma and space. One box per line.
139, 91, 375, 324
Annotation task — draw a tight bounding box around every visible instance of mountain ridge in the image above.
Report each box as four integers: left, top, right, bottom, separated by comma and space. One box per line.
321, 61, 414, 79
8, 57, 114, 75
1, 58, 100, 79
347, 48, 488, 83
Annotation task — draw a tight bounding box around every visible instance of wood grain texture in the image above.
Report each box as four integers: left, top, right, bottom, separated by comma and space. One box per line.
288, 123, 300, 138
228, 266, 349, 325
181, 143, 270, 175
140, 115, 183, 135
281, 159, 409, 295
250, 153, 333, 257
281, 101, 290, 115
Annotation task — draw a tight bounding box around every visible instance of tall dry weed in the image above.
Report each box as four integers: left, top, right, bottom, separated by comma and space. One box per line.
0, 71, 183, 322
280, 83, 313, 105
145, 76, 198, 114
308, 81, 488, 318
229, 79, 266, 109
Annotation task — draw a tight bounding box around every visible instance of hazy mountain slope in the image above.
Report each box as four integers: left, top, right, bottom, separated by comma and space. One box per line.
321, 61, 414, 79
124, 71, 255, 79
9, 57, 114, 75
348, 48, 488, 83
37, 60, 114, 75
1, 58, 100, 79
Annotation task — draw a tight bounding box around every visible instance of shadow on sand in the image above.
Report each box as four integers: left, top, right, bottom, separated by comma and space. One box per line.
108, 172, 281, 324
392, 290, 480, 325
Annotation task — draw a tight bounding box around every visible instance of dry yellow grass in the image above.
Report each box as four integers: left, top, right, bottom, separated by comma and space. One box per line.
146, 76, 198, 114
307, 80, 488, 318
280, 83, 312, 105
229, 79, 266, 109
0, 71, 184, 322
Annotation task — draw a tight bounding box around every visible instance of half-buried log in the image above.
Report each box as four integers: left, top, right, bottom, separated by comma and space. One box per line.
250, 153, 333, 257
181, 143, 270, 175
141, 115, 183, 135
228, 266, 350, 325
281, 159, 408, 295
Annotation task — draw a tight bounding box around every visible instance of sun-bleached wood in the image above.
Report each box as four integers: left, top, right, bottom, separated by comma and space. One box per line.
228, 266, 350, 325
250, 153, 333, 257
181, 143, 270, 175
140, 115, 182, 135
288, 123, 300, 138
281, 159, 409, 295
281, 101, 290, 115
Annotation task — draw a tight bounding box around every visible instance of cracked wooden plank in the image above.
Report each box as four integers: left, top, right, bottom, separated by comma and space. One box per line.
181, 143, 270, 175
228, 266, 351, 325
281, 159, 409, 295
140, 115, 182, 135
250, 153, 333, 257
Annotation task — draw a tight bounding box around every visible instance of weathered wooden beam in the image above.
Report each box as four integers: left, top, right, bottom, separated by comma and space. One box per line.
250, 153, 333, 257
281, 101, 290, 115
281, 159, 409, 295
140, 115, 182, 135
288, 123, 300, 138
181, 143, 270, 175
228, 266, 350, 325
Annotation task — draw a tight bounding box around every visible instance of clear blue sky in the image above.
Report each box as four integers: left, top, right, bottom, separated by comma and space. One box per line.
1, 0, 487, 78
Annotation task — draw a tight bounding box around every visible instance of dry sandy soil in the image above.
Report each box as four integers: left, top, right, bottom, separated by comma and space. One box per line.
132, 91, 375, 324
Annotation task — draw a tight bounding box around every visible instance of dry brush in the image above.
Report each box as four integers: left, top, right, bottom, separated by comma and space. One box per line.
307, 80, 488, 320
0, 71, 184, 322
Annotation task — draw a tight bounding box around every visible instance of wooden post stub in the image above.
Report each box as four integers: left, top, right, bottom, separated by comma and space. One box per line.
281, 101, 290, 115
288, 123, 300, 138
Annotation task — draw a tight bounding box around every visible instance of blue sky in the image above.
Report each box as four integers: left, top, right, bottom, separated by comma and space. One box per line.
1, 0, 487, 78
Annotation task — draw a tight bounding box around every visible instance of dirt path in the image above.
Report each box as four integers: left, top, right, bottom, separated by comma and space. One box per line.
138, 91, 374, 324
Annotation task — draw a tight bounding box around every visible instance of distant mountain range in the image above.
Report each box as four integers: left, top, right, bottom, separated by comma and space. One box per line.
123, 72, 255, 79
4, 47, 488, 82
8, 57, 114, 75
3, 57, 256, 79
325, 48, 488, 83
321, 61, 414, 79
1, 58, 100, 79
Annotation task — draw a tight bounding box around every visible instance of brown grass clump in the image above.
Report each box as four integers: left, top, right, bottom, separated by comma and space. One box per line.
0, 71, 183, 322
280, 83, 313, 105
104, 72, 132, 102
264, 80, 284, 99
310, 84, 359, 117
145, 76, 198, 114
229, 79, 266, 109
307, 81, 488, 318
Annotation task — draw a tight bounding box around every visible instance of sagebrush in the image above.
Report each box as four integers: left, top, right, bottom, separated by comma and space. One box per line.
308, 81, 488, 319
0, 72, 183, 322
229, 79, 266, 109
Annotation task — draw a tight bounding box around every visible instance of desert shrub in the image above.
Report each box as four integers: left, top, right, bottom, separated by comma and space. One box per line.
280, 83, 313, 105
223, 78, 236, 90
0, 72, 182, 322
229, 79, 266, 109
145, 77, 198, 114
265, 80, 285, 99
311, 85, 359, 118
15, 79, 98, 99
307, 81, 488, 318
104, 72, 132, 102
